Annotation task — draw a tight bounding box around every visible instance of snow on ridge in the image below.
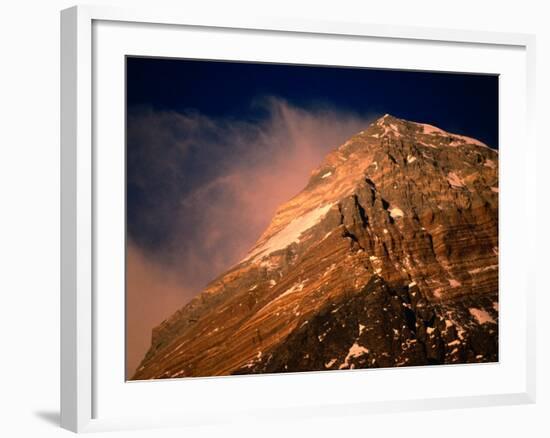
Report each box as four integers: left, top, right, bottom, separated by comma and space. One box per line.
380, 123, 403, 138
373, 115, 404, 138
243, 203, 335, 262
449, 134, 488, 149
377, 114, 391, 125
372, 117, 494, 151
419, 123, 447, 136
414, 121, 493, 150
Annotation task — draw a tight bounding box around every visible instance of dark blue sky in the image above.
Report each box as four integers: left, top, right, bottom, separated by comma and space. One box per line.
127, 57, 498, 148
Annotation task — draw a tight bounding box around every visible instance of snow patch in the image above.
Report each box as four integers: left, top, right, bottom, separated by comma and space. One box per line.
420, 123, 447, 136
469, 264, 498, 275
447, 172, 465, 188
325, 358, 337, 368
323, 263, 337, 277
273, 281, 305, 302
388, 123, 402, 136
389, 207, 404, 219
244, 203, 334, 261
259, 258, 280, 271
321, 171, 332, 179
448, 279, 461, 288
339, 342, 369, 369
469, 308, 496, 325
407, 154, 417, 163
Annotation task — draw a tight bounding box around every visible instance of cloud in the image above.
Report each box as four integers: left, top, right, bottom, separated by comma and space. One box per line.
126, 97, 375, 373
126, 241, 194, 377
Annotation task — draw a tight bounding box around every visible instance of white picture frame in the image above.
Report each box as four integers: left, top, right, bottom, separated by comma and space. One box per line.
60, 4, 536, 433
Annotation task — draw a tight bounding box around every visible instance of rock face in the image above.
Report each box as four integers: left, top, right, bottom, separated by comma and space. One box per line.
132, 114, 499, 380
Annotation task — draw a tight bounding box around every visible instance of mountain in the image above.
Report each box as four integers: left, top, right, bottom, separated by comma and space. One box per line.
132, 114, 499, 379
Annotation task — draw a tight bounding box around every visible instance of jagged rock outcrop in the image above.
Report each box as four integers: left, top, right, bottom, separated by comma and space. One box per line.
132, 114, 499, 380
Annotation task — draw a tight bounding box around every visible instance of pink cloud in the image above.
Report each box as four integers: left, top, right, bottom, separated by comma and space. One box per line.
126, 241, 194, 377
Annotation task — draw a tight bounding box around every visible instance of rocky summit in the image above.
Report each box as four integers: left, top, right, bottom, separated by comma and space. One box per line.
132, 114, 499, 380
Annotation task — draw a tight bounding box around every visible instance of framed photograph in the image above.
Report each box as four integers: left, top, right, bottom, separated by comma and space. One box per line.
61, 5, 536, 433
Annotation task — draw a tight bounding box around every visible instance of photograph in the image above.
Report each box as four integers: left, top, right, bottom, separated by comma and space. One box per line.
1, 0, 545, 436
126, 57, 499, 380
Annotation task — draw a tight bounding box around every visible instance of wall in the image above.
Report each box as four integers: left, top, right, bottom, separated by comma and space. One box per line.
0, 0, 547, 436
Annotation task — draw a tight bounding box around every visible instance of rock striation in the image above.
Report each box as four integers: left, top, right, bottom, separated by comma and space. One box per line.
132, 114, 499, 379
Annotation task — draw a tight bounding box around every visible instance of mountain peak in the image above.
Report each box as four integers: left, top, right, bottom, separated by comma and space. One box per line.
243, 117, 497, 268
132, 117, 499, 380
378, 113, 398, 122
